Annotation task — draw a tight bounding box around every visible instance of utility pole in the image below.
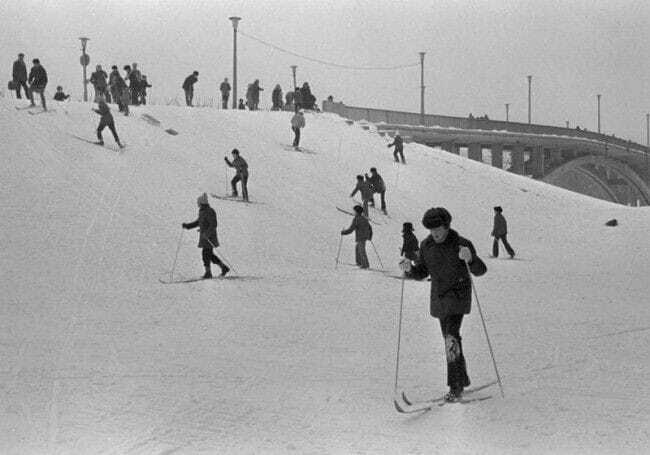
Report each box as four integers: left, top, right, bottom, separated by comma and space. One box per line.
79, 37, 90, 102
229, 16, 241, 109
527, 75, 532, 124
505, 103, 510, 122
419, 52, 426, 124
597, 94, 601, 133
290, 65, 297, 90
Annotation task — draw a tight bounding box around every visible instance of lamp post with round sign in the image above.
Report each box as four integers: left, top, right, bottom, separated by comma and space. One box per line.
79, 37, 90, 102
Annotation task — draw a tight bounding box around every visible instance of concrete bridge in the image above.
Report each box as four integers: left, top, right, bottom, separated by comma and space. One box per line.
322, 101, 650, 206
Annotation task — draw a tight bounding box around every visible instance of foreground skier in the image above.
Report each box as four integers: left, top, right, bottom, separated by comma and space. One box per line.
93, 95, 124, 148
399, 207, 486, 401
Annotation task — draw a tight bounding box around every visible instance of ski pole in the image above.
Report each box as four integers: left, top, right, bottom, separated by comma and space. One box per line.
335, 235, 343, 270
393, 275, 406, 396
370, 240, 384, 270
464, 261, 505, 398
225, 165, 229, 195
170, 228, 184, 282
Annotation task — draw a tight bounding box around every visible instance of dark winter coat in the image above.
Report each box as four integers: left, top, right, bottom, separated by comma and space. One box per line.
93, 100, 113, 122
226, 156, 248, 177
401, 231, 419, 261
220, 81, 231, 94
341, 214, 373, 242
350, 180, 374, 201
90, 70, 108, 89
492, 213, 507, 237
272, 86, 283, 106
109, 70, 127, 90
182, 74, 198, 91
28, 65, 48, 89
388, 135, 403, 151
13, 59, 27, 82
251, 81, 263, 103
365, 173, 385, 193
53, 92, 69, 101
409, 229, 486, 318
185, 204, 219, 249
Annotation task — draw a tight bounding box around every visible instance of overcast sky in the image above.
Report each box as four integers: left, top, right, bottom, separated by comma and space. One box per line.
2, 0, 650, 143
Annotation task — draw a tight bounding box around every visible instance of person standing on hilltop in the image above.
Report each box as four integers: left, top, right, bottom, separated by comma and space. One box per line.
182, 193, 230, 279
12, 53, 29, 99
220, 77, 231, 109
182, 71, 199, 107
89, 64, 108, 102
387, 131, 405, 164
28, 58, 48, 111
272, 84, 283, 111
224, 149, 249, 201
93, 95, 124, 148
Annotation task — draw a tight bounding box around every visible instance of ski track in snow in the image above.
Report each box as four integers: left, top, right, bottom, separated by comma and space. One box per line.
1, 98, 649, 454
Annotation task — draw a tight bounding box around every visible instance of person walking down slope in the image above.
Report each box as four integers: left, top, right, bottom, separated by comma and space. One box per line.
182, 71, 199, 107
224, 148, 249, 201
399, 207, 487, 402
12, 53, 29, 99
291, 110, 305, 147
93, 95, 124, 148
182, 193, 230, 279
28, 58, 48, 110
387, 131, 405, 164
340, 205, 373, 269
220, 77, 231, 109
350, 174, 373, 216
365, 167, 387, 214
491, 206, 515, 258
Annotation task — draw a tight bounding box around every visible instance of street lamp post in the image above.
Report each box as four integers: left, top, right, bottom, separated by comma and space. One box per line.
290, 65, 297, 90
505, 103, 510, 122
597, 94, 601, 133
79, 37, 90, 102
229, 16, 241, 109
527, 75, 532, 124
419, 52, 426, 124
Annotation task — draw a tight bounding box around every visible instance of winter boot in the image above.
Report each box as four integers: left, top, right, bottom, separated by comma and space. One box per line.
220, 264, 230, 277
202, 267, 213, 279
444, 386, 463, 402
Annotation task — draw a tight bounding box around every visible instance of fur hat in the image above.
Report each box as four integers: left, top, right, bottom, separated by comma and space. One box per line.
353, 205, 364, 214
197, 193, 208, 205
493, 206, 503, 213
422, 207, 452, 229
402, 222, 414, 233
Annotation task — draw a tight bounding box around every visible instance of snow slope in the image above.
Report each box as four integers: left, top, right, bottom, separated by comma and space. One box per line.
1, 98, 649, 454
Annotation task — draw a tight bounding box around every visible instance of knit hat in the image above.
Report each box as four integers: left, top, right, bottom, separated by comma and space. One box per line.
422, 207, 452, 229
493, 206, 503, 213
197, 193, 208, 205
232, 148, 239, 155
402, 222, 414, 233
353, 205, 364, 214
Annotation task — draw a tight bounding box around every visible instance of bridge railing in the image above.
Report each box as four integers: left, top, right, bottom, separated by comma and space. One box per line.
323, 100, 650, 155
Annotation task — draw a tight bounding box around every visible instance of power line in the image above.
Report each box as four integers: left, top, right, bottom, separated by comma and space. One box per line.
238, 29, 420, 71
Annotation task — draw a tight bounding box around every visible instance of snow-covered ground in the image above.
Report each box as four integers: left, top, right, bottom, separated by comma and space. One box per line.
1, 97, 648, 454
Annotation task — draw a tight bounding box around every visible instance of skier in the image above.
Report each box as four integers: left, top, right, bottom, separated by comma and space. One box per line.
12, 53, 29, 99
271, 84, 283, 111
89, 65, 108, 102
28, 58, 48, 110
182, 193, 230, 279
182, 71, 199, 107
53, 86, 70, 101
350, 174, 373, 216
399, 207, 487, 402
224, 148, 249, 201
220, 77, 231, 109
491, 206, 515, 258
93, 95, 124, 148
387, 131, 405, 164
290, 110, 305, 147
365, 167, 387, 214
400, 222, 419, 262
340, 205, 373, 269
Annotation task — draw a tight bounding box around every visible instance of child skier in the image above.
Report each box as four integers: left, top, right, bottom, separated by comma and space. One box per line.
93, 95, 124, 148
491, 206, 515, 258
224, 149, 249, 201
182, 193, 230, 279
340, 205, 373, 269
399, 207, 487, 402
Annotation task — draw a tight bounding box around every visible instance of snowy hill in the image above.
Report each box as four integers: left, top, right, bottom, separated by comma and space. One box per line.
1, 97, 649, 454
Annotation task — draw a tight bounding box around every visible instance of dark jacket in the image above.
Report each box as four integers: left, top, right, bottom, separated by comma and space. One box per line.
90, 70, 108, 89
185, 204, 219, 249
54, 92, 69, 101
13, 59, 27, 82
365, 173, 385, 193
220, 81, 231, 94
225, 155, 248, 177
410, 229, 486, 318
28, 65, 48, 88
401, 231, 419, 261
272, 86, 283, 106
388, 135, 403, 150
109, 70, 127, 90
492, 213, 507, 237
341, 214, 373, 242
350, 180, 373, 201
182, 74, 198, 91
93, 100, 113, 122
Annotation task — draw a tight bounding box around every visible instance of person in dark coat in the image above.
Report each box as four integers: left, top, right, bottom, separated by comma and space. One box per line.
89, 65, 108, 102
271, 84, 283, 111
365, 167, 387, 214
400, 222, 419, 262
300, 82, 315, 110
250, 79, 263, 110
387, 131, 405, 163
182, 71, 199, 107
28, 58, 48, 110
238, 98, 245, 110
340, 205, 373, 269
220, 78, 231, 109
284, 90, 295, 111
109, 66, 123, 106
129, 63, 142, 105
224, 148, 249, 201
293, 86, 303, 110
93, 95, 124, 148
53, 86, 70, 101
399, 207, 487, 402
182, 193, 230, 278
139, 75, 151, 105
491, 206, 515, 258
12, 53, 29, 99
350, 174, 374, 216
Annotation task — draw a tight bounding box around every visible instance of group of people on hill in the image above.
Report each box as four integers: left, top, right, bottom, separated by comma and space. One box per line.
11, 53, 49, 110
93, 63, 151, 113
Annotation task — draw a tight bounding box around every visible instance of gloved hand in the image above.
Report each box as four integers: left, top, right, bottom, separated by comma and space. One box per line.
340, 230, 345, 235
459, 246, 472, 262
182, 223, 188, 229
224, 157, 229, 162
399, 258, 412, 272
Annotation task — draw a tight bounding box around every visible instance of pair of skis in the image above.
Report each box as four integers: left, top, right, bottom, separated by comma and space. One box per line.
394, 381, 496, 414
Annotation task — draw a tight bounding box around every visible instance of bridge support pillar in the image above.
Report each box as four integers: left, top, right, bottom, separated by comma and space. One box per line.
530, 146, 545, 178
441, 142, 457, 154
468, 143, 482, 162
491, 144, 503, 169
511, 145, 525, 174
